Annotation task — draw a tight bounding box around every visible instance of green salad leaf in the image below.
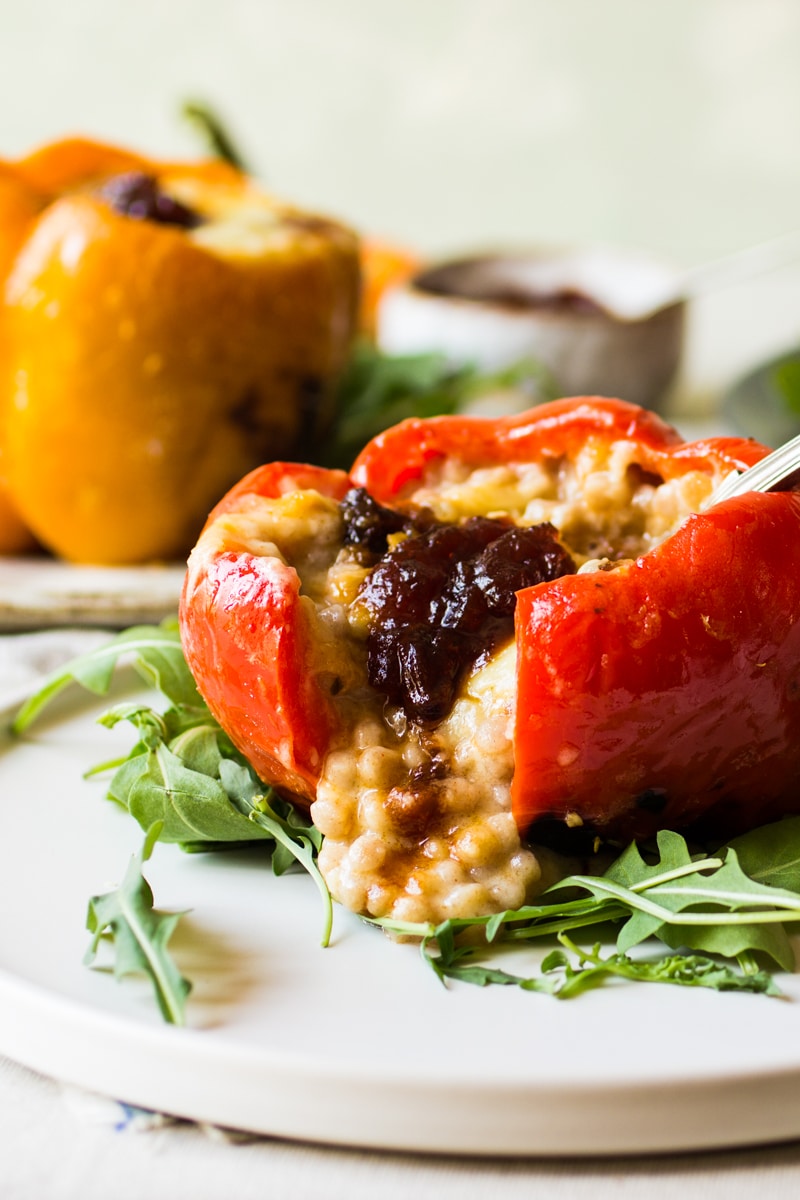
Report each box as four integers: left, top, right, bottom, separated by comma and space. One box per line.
371, 820, 800, 996
773, 357, 800, 417
85, 823, 192, 1025
14, 622, 800, 1015
317, 340, 559, 469
218, 757, 332, 944
11, 619, 202, 733
13, 620, 334, 1018
422, 933, 779, 999
91, 701, 331, 941
96, 707, 271, 846
726, 817, 800, 891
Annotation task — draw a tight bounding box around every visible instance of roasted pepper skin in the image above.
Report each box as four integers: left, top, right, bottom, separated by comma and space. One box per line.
349, 395, 764, 497
0, 137, 359, 564
513, 490, 800, 841
181, 396, 800, 842
181, 464, 350, 803
0, 140, 244, 556
0, 162, 47, 552
352, 397, 799, 841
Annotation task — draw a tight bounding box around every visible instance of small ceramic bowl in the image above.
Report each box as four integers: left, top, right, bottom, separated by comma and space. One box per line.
376, 247, 686, 412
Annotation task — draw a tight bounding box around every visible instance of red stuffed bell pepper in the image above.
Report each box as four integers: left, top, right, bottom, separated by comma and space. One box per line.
180, 396, 800, 925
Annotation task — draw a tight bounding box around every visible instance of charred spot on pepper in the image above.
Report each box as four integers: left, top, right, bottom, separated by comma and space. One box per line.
285, 373, 331, 455
229, 386, 264, 436
524, 816, 602, 857
228, 373, 330, 448
98, 172, 203, 229
281, 213, 342, 238
635, 787, 669, 813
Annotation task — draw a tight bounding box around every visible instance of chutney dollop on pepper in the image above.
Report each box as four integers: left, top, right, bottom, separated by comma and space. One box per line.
180, 396, 800, 924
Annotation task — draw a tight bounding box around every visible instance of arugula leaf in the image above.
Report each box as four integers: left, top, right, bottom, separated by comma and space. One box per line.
566, 847, 800, 957
608, 841, 795, 970
548, 939, 779, 998
13, 625, 334, 957
371, 821, 800, 995
91, 707, 269, 846
725, 816, 800, 892
773, 357, 800, 416
95, 703, 333, 944
129, 741, 257, 843
85, 824, 191, 1025
18, 620, 800, 1010
12, 619, 202, 733
219, 758, 332, 946
410, 927, 778, 999
317, 340, 559, 469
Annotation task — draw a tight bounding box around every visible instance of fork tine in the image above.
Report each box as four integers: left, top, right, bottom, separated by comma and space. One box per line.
709, 430, 800, 505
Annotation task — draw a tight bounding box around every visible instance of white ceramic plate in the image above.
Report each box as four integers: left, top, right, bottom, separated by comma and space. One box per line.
3, 684, 800, 1158
0, 558, 185, 629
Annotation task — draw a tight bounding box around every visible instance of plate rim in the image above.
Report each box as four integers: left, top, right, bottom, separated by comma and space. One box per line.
4, 681, 800, 1158
4, 963, 800, 1157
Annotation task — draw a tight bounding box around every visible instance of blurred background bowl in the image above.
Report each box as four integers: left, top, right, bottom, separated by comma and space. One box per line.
376, 246, 685, 412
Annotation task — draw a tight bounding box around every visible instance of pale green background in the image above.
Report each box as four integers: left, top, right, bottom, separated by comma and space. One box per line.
3, 0, 800, 400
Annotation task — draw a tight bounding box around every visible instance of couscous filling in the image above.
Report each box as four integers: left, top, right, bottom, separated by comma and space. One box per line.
216, 438, 723, 923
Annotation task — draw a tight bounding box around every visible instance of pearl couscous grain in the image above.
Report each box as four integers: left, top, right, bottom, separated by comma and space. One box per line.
214, 439, 725, 923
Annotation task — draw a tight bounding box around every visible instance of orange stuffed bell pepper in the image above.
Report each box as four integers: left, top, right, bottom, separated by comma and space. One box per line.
0, 161, 47, 552
0, 137, 360, 564
180, 395, 800, 925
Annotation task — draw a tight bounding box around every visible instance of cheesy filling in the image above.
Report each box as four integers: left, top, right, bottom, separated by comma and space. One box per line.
212, 440, 721, 924
164, 174, 352, 261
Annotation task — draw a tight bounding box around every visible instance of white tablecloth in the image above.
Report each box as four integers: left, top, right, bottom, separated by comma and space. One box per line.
3, 1053, 800, 1200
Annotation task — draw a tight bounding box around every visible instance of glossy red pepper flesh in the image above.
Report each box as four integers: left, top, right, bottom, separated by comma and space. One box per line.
181, 397, 800, 843
181, 464, 350, 802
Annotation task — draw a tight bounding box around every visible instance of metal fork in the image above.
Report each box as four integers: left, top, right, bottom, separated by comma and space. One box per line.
709, 430, 800, 505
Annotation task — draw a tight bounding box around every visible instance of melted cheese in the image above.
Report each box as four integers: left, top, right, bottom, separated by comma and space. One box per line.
209, 440, 722, 923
